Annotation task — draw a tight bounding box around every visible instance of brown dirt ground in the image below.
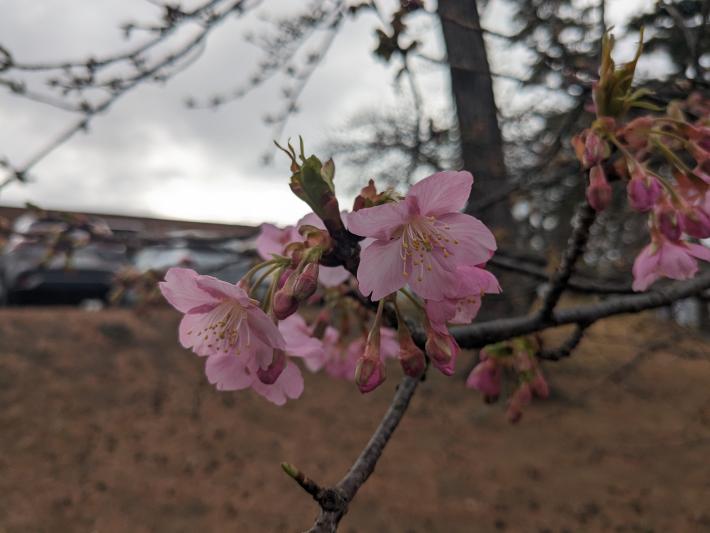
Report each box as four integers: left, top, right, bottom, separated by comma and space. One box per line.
1, 306, 709, 533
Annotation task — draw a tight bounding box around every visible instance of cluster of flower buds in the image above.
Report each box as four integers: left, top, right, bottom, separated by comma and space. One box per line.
159, 140, 501, 404
572, 31, 710, 291
466, 337, 549, 423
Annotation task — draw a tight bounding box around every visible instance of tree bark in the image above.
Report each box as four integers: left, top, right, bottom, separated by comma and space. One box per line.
438, 0, 509, 223
439, 0, 532, 315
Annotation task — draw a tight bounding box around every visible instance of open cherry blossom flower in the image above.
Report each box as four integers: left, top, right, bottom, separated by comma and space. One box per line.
347, 170, 496, 301
632, 236, 710, 291
160, 267, 308, 405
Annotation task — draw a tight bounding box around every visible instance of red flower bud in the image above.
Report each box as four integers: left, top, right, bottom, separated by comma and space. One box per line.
425, 325, 459, 376
627, 170, 661, 212
292, 262, 319, 301
506, 383, 533, 423
586, 164, 612, 211
397, 328, 426, 378
256, 349, 286, 385
354, 341, 386, 393
273, 289, 299, 320
656, 203, 682, 241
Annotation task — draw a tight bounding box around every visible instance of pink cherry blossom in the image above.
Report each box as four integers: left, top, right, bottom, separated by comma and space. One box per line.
160, 267, 308, 405
425, 265, 501, 326
632, 237, 710, 291
347, 170, 496, 301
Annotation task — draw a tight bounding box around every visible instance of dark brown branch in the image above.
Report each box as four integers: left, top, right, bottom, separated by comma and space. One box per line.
537, 322, 590, 361
301, 375, 420, 532
488, 254, 635, 295
447, 270, 710, 349
538, 201, 596, 321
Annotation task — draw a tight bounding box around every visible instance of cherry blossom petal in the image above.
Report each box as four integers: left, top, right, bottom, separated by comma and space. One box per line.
346, 200, 410, 240
438, 212, 497, 266
205, 354, 254, 391
159, 268, 216, 313
409, 170, 473, 216
357, 238, 407, 300
318, 266, 350, 287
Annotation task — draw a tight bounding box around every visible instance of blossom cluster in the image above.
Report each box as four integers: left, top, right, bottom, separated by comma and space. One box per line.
573, 33, 710, 291
159, 157, 499, 405
466, 337, 549, 423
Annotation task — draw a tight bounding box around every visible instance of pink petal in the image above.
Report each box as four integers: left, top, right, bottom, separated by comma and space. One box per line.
255, 223, 295, 260
246, 307, 286, 350
159, 267, 215, 313
438, 212, 497, 266
659, 242, 698, 280
318, 266, 350, 287
406, 249, 460, 301
205, 354, 254, 391
195, 275, 253, 306
425, 299, 457, 325
688, 243, 710, 262
178, 313, 218, 355
356, 238, 407, 300
279, 314, 325, 359
408, 170, 473, 216
632, 244, 660, 291
251, 361, 304, 405
346, 201, 410, 240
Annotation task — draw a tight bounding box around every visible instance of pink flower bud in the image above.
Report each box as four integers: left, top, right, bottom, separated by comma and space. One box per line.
506, 383, 533, 424
277, 268, 294, 289
586, 164, 612, 211
273, 289, 299, 320
354, 343, 386, 393
627, 171, 661, 212
583, 131, 608, 167
530, 370, 549, 399
621, 116, 654, 151
656, 203, 682, 241
292, 262, 319, 301
397, 329, 426, 378
466, 358, 501, 402
679, 208, 710, 239
425, 325, 459, 376
256, 350, 286, 385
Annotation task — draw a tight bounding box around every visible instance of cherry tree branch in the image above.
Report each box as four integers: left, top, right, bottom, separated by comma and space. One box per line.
283, 375, 420, 533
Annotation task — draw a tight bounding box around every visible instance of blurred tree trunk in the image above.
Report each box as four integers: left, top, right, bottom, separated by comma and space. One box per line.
439, 0, 534, 315
438, 0, 509, 223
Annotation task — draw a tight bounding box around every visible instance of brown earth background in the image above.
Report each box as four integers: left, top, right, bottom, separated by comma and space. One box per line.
1, 307, 709, 532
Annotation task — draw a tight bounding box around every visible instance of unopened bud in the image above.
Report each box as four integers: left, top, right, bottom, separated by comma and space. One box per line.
506, 383, 533, 424
530, 369, 550, 399
397, 329, 426, 378
656, 203, 682, 241
354, 352, 386, 394
679, 208, 710, 239
292, 262, 319, 301
257, 350, 286, 385
425, 326, 459, 376
583, 131, 608, 167
586, 164, 612, 211
627, 170, 661, 212
466, 358, 501, 402
273, 288, 299, 320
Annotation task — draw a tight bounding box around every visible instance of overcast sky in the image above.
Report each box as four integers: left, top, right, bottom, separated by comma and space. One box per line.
0, 0, 651, 226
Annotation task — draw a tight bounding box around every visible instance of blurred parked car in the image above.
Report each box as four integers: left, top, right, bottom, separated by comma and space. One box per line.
115, 241, 255, 306
0, 214, 128, 305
